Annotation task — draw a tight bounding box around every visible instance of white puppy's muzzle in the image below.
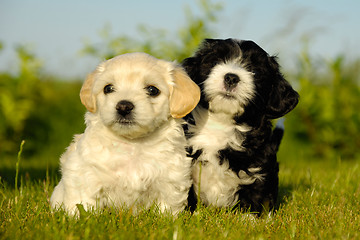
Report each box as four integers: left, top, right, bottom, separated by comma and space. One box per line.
115, 100, 135, 125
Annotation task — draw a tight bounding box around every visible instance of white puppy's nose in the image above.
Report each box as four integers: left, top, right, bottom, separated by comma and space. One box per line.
116, 100, 135, 117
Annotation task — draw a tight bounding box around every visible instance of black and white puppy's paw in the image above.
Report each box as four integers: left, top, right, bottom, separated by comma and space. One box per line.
182, 38, 299, 216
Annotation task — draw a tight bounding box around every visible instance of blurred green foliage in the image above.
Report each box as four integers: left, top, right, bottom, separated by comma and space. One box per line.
0, 45, 85, 166
289, 45, 360, 160
0, 0, 359, 181
0, 45, 43, 154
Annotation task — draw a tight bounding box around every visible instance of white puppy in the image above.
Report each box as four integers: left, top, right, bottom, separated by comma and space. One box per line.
50, 53, 200, 215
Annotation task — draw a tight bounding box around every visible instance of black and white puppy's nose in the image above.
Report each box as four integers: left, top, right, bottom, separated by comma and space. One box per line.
116, 100, 134, 117
224, 73, 240, 91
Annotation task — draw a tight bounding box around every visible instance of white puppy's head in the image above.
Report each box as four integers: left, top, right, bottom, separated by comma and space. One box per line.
80, 53, 200, 139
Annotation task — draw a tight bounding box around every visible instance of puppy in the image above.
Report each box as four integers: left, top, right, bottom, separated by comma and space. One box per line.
50, 53, 200, 215
182, 39, 299, 215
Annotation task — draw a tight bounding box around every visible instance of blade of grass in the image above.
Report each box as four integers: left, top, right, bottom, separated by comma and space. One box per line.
15, 140, 25, 193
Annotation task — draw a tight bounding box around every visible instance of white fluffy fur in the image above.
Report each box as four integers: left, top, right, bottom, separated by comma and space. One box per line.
50, 53, 199, 215
187, 107, 264, 207
204, 61, 255, 116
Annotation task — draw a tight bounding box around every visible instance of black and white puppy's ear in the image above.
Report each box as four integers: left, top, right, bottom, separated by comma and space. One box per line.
266, 57, 299, 119
181, 56, 199, 81
239, 40, 299, 119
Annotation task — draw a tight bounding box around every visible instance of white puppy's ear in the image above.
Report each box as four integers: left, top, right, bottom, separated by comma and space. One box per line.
80, 71, 97, 113
169, 66, 200, 118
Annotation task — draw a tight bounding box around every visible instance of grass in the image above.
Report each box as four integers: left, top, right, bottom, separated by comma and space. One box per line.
14, 140, 25, 193
1, 143, 359, 239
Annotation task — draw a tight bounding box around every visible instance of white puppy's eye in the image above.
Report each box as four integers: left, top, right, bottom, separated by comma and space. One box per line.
104, 84, 115, 94
145, 85, 160, 97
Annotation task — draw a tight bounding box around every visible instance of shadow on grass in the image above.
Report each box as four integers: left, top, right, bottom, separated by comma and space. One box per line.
276, 181, 312, 211
277, 183, 294, 207
0, 166, 60, 188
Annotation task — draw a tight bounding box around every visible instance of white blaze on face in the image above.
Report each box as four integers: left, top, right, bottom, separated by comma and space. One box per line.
203, 61, 256, 116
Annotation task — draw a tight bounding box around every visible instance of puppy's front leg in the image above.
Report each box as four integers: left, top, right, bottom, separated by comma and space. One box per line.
50, 179, 65, 209
51, 178, 98, 215
156, 181, 190, 215
50, 179, 82, 215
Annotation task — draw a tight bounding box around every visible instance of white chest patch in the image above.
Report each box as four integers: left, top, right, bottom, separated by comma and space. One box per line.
188, 107, 263, 207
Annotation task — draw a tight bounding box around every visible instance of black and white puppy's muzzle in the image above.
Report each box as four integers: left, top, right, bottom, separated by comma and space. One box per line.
182, 38, 299, 215
224, 73, 240, 91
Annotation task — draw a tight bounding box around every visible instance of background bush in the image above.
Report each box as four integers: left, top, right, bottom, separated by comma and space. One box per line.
288, 44, 360, 160
0, 46, 85, 182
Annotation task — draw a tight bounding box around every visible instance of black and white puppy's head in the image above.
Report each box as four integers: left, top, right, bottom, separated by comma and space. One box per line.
182, 38, 299, 126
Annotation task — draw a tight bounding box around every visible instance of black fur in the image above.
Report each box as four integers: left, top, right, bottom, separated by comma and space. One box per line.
182, 38, 299, 215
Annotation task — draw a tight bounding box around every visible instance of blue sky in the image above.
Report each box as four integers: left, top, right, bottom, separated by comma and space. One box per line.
1, 0, 359, 78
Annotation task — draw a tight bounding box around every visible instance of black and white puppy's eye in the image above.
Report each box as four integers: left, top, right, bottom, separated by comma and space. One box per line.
145, 85, 160, 97
104, 84, 115, 94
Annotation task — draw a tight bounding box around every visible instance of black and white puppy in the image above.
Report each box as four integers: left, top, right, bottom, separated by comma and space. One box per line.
182, 38, 299, 215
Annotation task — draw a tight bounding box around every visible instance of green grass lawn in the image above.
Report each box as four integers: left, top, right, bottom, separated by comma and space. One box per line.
1, 145, 359, 239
